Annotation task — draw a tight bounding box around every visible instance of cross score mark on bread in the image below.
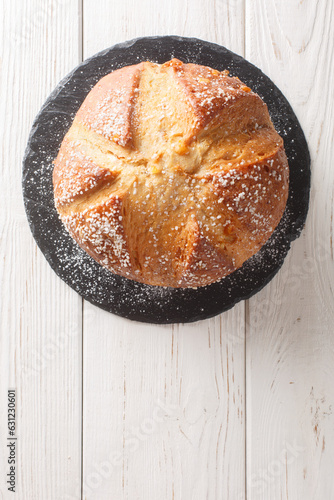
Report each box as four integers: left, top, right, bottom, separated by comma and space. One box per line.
53, 58, 289, 288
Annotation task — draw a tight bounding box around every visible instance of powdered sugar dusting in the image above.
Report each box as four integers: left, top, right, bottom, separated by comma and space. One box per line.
53, 139, 116, 206
76, 65, 141, 147
172, 60, 256, 126
62, 196, 131, 271
22, 36, 310, 323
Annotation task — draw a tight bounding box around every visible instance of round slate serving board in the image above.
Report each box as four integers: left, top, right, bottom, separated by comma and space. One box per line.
22, 36, 311, 324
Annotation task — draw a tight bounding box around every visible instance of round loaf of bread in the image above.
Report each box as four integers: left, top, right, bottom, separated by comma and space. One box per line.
53, 58, 289, 288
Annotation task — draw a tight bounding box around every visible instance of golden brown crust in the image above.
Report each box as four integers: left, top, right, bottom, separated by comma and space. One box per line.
53, 133, 119, 208
174, 216, 235, 288
75, 63, 143, 148
53, 59, 289, 288
165, 58, 272, 142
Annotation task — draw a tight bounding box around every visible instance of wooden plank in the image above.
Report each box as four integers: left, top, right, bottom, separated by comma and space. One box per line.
81, 0, 246, 498
81, 312, 246, 499
0, 1, 82, 498
245, 0, 334, 498
83, 0, 245, 60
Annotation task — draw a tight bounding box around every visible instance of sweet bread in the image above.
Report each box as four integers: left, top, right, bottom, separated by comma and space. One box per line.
53, 58, 289, 288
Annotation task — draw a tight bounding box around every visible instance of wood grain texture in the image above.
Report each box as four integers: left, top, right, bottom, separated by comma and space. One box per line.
245, 0, 334, 498
0, 1, 82, 499
81, 311, 245, 500
83, 0, 245, 60
82, 1, 246, 499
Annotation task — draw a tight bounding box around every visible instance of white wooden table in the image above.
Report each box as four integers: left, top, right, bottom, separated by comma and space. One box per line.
1, 1, 333, 498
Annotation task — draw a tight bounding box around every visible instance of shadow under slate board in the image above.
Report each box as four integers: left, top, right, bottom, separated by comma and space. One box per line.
22, 36, 310, 324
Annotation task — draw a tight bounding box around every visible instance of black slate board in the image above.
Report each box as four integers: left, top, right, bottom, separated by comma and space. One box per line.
22, 36, 311, 324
